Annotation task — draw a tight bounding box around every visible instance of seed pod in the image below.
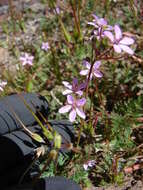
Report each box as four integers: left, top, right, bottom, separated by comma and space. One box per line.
54, 133, 62, 149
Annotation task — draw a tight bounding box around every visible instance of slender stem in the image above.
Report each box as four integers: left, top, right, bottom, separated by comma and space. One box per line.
77, 0, 81, 26
85, 41, 95, 98
94, 79, 103, 106
50, 0, 71, 44
77, 119, 84, 147
70, 0, 81, 37
8, 0, 16, 34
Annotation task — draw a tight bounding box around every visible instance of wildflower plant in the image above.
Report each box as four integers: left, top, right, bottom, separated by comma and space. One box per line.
105, 24, 135, 54
41, 42, 50, 52
20, 53, 34, 66
1, 2, 140, 187
58, 13, 135, 146
59, 94, 86, 122
83, 160, 96, 171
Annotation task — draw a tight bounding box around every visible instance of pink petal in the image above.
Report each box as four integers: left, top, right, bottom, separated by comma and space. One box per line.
0, 87, 4, 91
93, 61, 101, 69
97, 18, 107, 26
87, 22, 96, 26
79, 82, 87, 90
119, 44, 134, 55
120, 37, 134, 45
82, 60, 90, 67
20, 57, 25, 61
104, 31, 114, 42
62, 89, 72, 95
76, 108, 86, 119
80, 70, 89, 76
88, 160, 96, 167
107, 25, 113, 31
113, 44, 122, 53
67, 95, 74, 104
27, 61, 33, 65
29, 56, 34, 60
69, 109, 76, 122
62, 81, 72, 89
24, 53, 29, 58
0, 81, 7, 86
114, 25, 122, 40
84, 61, 91, 70
72, 78, 78, 87
76, 90, 83, 96
83, 164, 88, 170
76, 98, 86, 107
93, 70, 103, 78
59, 105, 72, 113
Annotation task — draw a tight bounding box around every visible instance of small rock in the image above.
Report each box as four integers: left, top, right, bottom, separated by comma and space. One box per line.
0, 47, 9, 65
29, 3, 45, 13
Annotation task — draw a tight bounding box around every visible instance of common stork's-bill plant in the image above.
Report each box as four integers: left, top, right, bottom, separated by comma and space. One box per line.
59, 13, 135, 125
20, 53, 34, 66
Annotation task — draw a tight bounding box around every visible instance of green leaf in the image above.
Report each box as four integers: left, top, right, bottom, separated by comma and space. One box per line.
26, 80, 33, 92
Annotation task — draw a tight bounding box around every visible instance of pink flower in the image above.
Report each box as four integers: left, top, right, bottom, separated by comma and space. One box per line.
0, 81, 7, 91
83, 160, 96, 170
20, 53, 34, 66
58, 95, 86, 122
62, 78, 86, 96
88, 14, 112, 40
41, 42, 50, 51
54, 7, 60, 14
80, 60, 103, 80
104, 25, 134, 55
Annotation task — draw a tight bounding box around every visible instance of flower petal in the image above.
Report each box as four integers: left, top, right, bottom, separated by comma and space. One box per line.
62, 81, 72, 89
87, 22, 97, 27
76, 98, 86, 107
88, 160, 96, 167
79, 82, 87, 90
0, 87, 4, 91
114, 25, 122, 40
120, 37, 134, 45
20, 57, 25, 61
76, 108, 86, 119
69, 109, 76, 122
0, 81, 7, 86
59, 105, 72, 113
76, 90, 83, 96
83, 164, 88, 170
62, 89, 72, 95
80, 70, 89, 76
93, 70, 103, 78
104, 31, 114, 42
119, 44, 134, 55
93, 61, 101, 69
72, 78, 78, 87
83, 61, 91, 69
113, 44, 122, 53
82, 60, 90, 67
67, 95, 74, 104
97, 18, 107, 26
